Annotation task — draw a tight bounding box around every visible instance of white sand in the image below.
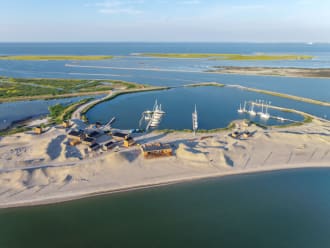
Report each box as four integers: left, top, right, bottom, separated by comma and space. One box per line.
0, 119, 329, 208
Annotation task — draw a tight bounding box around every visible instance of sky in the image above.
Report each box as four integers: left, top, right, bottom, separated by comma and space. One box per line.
1, 0, 330, 42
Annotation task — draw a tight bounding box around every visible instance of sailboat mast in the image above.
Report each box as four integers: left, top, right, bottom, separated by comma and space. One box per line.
192, 104, 198, 135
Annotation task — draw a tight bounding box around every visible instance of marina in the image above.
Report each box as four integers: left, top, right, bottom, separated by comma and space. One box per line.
86, 86, 309, 131
238, 100, 303, 124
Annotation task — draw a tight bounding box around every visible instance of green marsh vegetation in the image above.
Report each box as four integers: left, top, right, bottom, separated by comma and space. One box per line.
0, 77, 143, 102
49, 98, 93, 124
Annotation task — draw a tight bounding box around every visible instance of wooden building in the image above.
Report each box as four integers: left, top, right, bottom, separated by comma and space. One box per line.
62, 120, 71, 128
34, 126, 43, 135
70, 139, 81, 146
141, 143, 173, 158
123, 137, 135, 148
230, 131, 241, 139
242, 131, 252, 139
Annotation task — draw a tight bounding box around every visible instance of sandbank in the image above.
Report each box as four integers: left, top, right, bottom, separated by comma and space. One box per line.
0, 118, 329, 209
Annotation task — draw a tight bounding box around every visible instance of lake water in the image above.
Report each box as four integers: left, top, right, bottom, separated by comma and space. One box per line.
86, 86, 311, 130
0, 95, 102, 130
1, 168, 330, 248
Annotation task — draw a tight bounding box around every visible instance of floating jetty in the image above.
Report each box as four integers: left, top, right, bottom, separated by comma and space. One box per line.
237, 100, 300, 123
140, 100, 166, 131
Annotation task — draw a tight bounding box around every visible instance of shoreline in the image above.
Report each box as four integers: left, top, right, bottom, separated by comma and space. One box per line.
226, 84, 330, 107
0, 91, 108, 103
208, 66, 330, 79
0, 118, 329, 209
1, 162, 329, 209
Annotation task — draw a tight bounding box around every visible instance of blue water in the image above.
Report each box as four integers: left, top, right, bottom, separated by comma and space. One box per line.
0, 43, 329, 128
0, 95, 101, 130
1, 42, 330, 56
86, 87, 317, 130
1, 43, 330, 102
1, 168, 330, 248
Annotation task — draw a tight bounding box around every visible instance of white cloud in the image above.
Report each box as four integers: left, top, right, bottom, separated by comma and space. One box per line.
86, 1, 144, 15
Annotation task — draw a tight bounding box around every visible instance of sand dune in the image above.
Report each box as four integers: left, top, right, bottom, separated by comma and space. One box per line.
0, 119, 329, 208
176, 143, 209, 164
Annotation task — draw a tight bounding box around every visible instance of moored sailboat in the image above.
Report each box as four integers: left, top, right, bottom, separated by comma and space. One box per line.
192, 104, 198, 135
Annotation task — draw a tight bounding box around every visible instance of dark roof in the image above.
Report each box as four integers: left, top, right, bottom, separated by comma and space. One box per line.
83, 137, 95, 143
68, 130, 84, 137
112, 132, 128, 138
142, 143, 172, 152
88, 131, 101, 138
105, 141, 115, 146
90, 143, 100, 150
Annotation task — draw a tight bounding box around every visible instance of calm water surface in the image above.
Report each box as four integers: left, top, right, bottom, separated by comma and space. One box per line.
0, 43, 329, 126
1, 43, 330, 101
86, 86, 329, 130
1, 168, 330, 248
0, 95, 102, 130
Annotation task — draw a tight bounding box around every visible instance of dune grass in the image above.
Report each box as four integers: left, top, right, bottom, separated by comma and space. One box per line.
0, 55, 113, 61
141, 53, 313, 61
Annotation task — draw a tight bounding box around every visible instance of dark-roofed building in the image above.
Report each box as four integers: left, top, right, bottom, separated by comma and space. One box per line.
89, 143, 100, 151
87, 131, 102, 138
102, 141, 116, 151
112, 132, 130, 141
82, 137, 96, 146
68, 130, 85, 141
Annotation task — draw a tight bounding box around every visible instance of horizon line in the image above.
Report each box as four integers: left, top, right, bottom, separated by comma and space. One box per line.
0, 41, 328, 44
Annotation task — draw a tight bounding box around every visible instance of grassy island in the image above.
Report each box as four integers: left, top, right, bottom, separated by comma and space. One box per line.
0, 77, 144, 102
140, 53, 313, 60
0, 55, 113, 61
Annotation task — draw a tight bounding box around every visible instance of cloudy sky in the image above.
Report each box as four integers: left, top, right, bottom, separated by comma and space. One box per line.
1, 0, 330, 42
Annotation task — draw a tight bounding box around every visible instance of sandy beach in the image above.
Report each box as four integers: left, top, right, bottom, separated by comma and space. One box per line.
0, 119, 329, 209
209, 66, 330, 79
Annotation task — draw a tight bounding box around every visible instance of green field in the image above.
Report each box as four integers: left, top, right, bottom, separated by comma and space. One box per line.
0, 55, 113, 61
0, 77, 144, 102
140, 53, 313, 60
